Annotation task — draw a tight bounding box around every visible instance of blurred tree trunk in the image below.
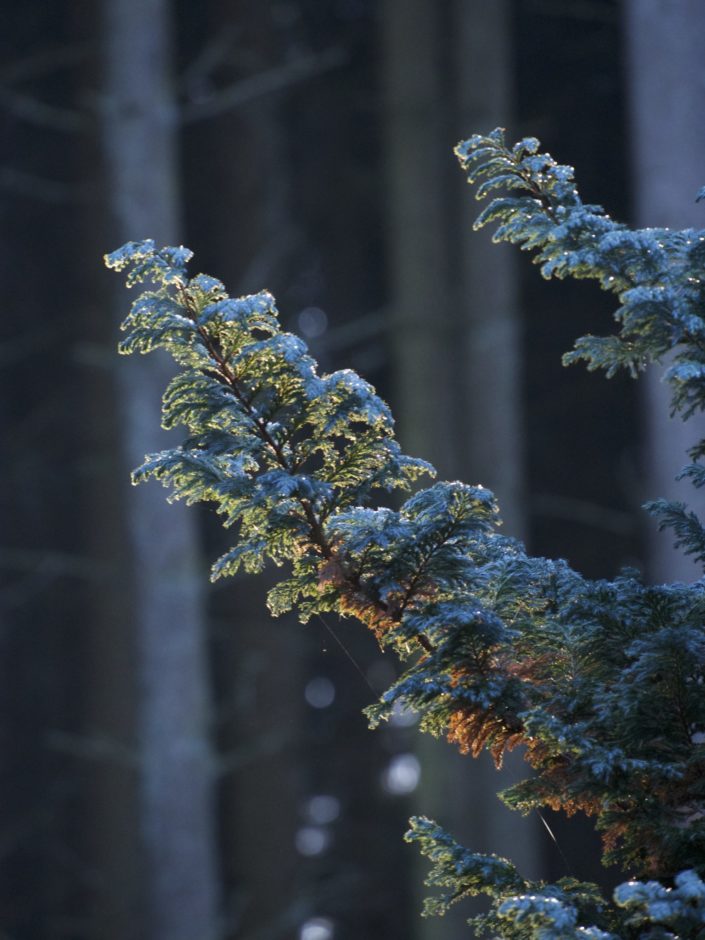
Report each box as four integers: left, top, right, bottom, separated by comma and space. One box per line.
453, 2, 525, 539
381, 0, 454, 475
97, 1, 220, 937
624, 0, 705, 582
381, 2, 540, 937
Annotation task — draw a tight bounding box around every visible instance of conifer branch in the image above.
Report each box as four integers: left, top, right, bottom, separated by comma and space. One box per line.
181, 46, 348, 124
108, 127, 705, 937
189, 289, 435, 655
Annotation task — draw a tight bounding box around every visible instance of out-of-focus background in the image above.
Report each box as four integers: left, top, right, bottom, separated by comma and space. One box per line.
2, 1, 704, 938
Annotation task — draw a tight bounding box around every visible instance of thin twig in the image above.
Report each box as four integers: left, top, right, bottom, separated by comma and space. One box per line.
0, 88, 89, 133
0, 546, 113, 581
0, 165, 90, 204
46, 731, 138, 768
181, 46, 348, 124
180, 26, 240, 95
0, 43, 91, 86
0, 43, 92, 134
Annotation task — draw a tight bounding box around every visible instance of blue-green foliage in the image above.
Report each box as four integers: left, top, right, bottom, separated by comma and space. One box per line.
106, 238, 432, 612
408, 818, 705, 939
456, 131, 705, 417
108, 129, 705, 937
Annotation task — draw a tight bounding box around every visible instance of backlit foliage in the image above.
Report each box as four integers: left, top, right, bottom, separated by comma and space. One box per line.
107, 129, 705, 937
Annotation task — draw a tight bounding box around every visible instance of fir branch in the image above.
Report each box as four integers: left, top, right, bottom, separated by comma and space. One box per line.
456, 129, 705, 418
107, 240, 436, 656
108, 238, 705, 887
109, 125, 705, 936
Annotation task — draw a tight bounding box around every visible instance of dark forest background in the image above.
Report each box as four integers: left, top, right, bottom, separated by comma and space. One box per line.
1, 1, 702, 938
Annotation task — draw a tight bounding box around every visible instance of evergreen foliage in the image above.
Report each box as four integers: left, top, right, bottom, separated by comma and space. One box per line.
107, 128, 705, 937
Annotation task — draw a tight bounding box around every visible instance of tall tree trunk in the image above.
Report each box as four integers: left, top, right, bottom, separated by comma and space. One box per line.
99, 2, 220, 937
453, 1, 525, 540
624, 0, 705, 583
381, 3, 540, 937
381, 0, 455, 476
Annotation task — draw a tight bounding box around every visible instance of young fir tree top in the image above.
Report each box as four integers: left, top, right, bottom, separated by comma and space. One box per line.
107, 129, 705, 939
